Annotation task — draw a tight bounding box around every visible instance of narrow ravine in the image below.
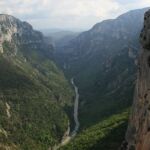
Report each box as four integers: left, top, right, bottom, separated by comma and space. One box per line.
50, 78, 80, 150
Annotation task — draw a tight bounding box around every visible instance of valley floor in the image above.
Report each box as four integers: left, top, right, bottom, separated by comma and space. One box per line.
51, 78, 80, 150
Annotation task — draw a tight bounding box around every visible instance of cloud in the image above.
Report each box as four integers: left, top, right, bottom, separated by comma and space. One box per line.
0, 0, 150, 30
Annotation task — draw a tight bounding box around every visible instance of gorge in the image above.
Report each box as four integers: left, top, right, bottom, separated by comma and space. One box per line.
0, 6, 150, 150
54, 7, 150, 150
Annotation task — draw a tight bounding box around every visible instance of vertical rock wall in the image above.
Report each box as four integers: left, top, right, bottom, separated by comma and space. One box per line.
122, 9, 150, 150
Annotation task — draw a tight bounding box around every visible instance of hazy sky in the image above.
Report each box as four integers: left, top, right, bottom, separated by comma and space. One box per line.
0, 0, 150, 30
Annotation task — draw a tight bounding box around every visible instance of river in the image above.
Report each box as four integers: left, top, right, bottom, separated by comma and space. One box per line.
71, 78, 80, 137
50, 78, 80, 150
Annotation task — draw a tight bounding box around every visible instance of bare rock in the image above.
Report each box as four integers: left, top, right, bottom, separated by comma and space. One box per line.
125, 9, 150, 150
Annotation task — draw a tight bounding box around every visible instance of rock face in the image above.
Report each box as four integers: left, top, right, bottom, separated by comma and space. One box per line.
123, 9, 150, 150
0, 14, 52, 56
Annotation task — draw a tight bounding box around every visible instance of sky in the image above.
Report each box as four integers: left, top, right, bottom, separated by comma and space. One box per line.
0, 0, 150, 31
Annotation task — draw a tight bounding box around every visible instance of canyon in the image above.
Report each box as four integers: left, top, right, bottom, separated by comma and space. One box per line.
0, 7, 150, 150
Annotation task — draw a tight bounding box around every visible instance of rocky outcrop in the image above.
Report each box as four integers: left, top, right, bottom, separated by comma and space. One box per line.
122, 9, 150, 150
0, 14, 51, 56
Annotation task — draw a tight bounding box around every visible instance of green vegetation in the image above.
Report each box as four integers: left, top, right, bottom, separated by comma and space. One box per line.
0, 40, 74, 149
59, 111, 129, 150
55, 25, 137, 150
0, 12, 140, 150
63, 48, 136, 129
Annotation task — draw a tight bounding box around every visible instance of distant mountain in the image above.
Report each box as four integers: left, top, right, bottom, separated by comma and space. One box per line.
43, 30, 80, 48
55, 8, 149, 150
52, 31, 79, 47
41, 28, 83, 35
0, 14, 73, 149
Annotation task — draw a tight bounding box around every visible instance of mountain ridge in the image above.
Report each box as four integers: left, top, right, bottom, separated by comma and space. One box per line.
0, 14, 74, 150
55, 7, 149, 128
54, 7, 149, 150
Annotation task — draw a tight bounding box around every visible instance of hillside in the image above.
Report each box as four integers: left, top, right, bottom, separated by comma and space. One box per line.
0, 14, 74, 150
59, 111, 129, 150
55, 7, 149, 128
54, 8, 149, 150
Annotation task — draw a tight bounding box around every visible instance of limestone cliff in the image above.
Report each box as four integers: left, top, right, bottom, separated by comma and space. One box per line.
121, 9, 150, 150
0, 14, 52, 57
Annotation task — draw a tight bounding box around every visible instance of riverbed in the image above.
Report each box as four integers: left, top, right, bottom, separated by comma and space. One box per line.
50, 78, 80, 150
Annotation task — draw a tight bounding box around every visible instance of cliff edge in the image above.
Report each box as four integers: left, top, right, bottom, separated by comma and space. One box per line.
121, 9, 150, 150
